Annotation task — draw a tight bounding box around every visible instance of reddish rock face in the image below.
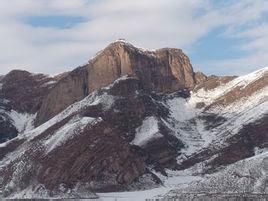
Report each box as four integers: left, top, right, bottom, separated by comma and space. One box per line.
87, 42, 195, 93
36, 41, 196, 125
35, 67, 88, 127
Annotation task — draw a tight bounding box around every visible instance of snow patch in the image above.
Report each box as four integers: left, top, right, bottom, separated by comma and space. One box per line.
7, 110, 36, 133
88, 93, 116, 110
114, 39, 157, 53
131, 116, 161, 146
254, 147, 268, 155
166, 97, 196, 121
42, 80, 56, 87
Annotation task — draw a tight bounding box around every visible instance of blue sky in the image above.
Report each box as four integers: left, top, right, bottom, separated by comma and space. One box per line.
189, 27, 252, 74
0, 0, 268, 75
26, 15, 86, 29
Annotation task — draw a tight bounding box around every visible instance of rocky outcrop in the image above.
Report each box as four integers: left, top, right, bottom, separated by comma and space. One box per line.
194, 71, 207, 85
194, 75, 237, 92
36, 41, 196, 125
88, 42, 195, 93
1, 70, 57, 114
0, 70, 58, 143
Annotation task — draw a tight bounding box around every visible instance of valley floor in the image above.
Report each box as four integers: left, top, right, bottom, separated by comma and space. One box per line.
96, 169, 202, 200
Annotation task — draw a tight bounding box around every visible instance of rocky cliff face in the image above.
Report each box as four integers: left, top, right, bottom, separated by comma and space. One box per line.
36, 41, 196, 125
35, 67, 89, 127
88, 42, 195, 93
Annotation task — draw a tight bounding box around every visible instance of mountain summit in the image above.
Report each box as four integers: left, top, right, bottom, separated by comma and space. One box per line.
36, 41, 197, 126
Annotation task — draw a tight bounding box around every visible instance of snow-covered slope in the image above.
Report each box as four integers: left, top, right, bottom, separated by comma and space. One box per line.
157, 67, 268, 199
171, 67, 267, 161
189, 67, 267, 106
165, 152, 268, 200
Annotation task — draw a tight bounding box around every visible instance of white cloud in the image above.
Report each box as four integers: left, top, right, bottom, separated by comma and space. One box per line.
0, 0, 267, 75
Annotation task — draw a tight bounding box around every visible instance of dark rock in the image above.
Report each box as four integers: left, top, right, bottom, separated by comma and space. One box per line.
0, 113, 18, 143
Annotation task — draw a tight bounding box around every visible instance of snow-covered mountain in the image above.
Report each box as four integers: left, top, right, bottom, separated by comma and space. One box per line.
0, 41, 267, 200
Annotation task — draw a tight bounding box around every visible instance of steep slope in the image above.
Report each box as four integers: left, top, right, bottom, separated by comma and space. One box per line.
36, 41, 196, 126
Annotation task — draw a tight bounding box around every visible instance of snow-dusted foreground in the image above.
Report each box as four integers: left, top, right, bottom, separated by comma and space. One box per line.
165, 152, 268, 200
96, 151, 267, 200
